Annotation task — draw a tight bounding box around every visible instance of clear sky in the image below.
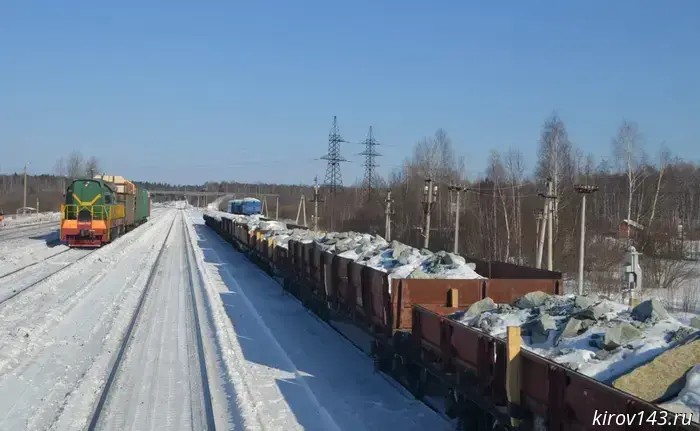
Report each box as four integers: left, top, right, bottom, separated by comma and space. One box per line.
1, 1, 698, 185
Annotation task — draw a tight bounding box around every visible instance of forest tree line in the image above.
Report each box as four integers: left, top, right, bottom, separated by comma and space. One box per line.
2, 114, 699, 297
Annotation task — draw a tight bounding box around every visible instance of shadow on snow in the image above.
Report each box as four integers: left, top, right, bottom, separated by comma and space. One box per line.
192, 222, 441, 431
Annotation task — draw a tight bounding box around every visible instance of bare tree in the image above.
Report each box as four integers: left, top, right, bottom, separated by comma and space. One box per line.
66, 151, 85, 179
648, 144, 670, 230
85, 156, 100, 177
613, 120, 646, 231
536, 113, 575, 234
505, 148, 525, 262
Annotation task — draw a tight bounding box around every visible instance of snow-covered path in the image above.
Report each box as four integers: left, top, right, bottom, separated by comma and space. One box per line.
186, 209, 451, 431
95, 211, 213, 431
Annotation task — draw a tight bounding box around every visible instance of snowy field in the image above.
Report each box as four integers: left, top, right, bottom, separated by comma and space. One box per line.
0, 211, 61, 228
0, 205, 449, 431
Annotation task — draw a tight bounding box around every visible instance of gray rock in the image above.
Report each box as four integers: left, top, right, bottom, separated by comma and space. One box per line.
464, 298, 497, 319
515, 291, 551, 309
602, 322, 643, 351
477, 314, 501, 332
466, 262, 477, 271
631, 298, 670, 322
691, 317, 700, 330
408, 269, 431, 279
391, 241, 409, 259
559, 317, 592, 339
574, 294, 599, 309
576, 302, 613, 321
526, 314, 557, 344
594, 349, 612, 360
497, 304, 515, 314
397, 250, 413, 265
668, 327, 695, 344
420, 248, 433, 256
439, 252, 455, 266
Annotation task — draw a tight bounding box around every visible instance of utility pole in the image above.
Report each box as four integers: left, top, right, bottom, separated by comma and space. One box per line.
276, 195, 279, 220
384, 190, 394, 241
537, 178, 556, 270
309, 177, 323, 231
422, 178, 439, 249
575, 184, 599, 295
533, 209, 543, 259
23, 161, 30, 211
448, 183, 467, 254
296, 194, 308, 226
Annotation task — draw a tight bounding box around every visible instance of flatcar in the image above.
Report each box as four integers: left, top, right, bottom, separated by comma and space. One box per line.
60, 175, 151, 247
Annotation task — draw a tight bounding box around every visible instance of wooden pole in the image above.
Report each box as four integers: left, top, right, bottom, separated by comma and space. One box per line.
447, 288, 459, 307
507, 326, 522, 429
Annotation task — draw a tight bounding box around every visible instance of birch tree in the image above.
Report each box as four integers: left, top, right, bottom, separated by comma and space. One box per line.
536, 112, 575, 234
613, 120, 646, 228
648, 145, 670, 230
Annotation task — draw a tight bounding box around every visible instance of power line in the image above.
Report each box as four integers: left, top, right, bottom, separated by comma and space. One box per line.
320, 116, 348, 196
358, 126, 381, 203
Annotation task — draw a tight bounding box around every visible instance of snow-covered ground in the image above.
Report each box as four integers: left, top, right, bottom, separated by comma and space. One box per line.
0, 211, 61, 228
0, 226, 63, 276
0, 220, 59, 244
0, 205, 451, 431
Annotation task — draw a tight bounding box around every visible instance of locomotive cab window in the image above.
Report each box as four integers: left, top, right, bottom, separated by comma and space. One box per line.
105, 195, 112, 204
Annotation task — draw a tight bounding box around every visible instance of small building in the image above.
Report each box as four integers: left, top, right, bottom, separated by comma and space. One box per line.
619, 219, 645, 239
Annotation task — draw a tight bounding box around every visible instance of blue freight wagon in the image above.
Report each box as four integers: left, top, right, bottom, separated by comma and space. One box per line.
240, 197, 262, 215
228, 199, 243, 214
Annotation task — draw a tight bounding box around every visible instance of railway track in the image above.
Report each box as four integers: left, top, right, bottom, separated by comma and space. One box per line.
0, 248, 95, 306
0, 248, 71, 280
87, 211, 216, 431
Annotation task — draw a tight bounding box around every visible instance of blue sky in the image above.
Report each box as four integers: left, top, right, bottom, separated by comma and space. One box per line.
1, 1, 698, 185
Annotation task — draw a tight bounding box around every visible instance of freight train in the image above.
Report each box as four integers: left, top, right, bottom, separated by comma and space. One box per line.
60, 175, 151, 247
227, 197, 262, 215
203, 214, 698, 431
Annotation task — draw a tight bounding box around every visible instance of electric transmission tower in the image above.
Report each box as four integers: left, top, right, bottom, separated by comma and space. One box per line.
320, 116, 348, 196
358, 126, 381, 202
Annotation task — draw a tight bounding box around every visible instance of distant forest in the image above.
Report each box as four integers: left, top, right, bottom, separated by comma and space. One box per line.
3, 116, 700, 300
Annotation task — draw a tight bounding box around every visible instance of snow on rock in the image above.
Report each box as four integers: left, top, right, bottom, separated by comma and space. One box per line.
206, 210, 488, 279
360, 242, 485, 281
452, 295, 698, 386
